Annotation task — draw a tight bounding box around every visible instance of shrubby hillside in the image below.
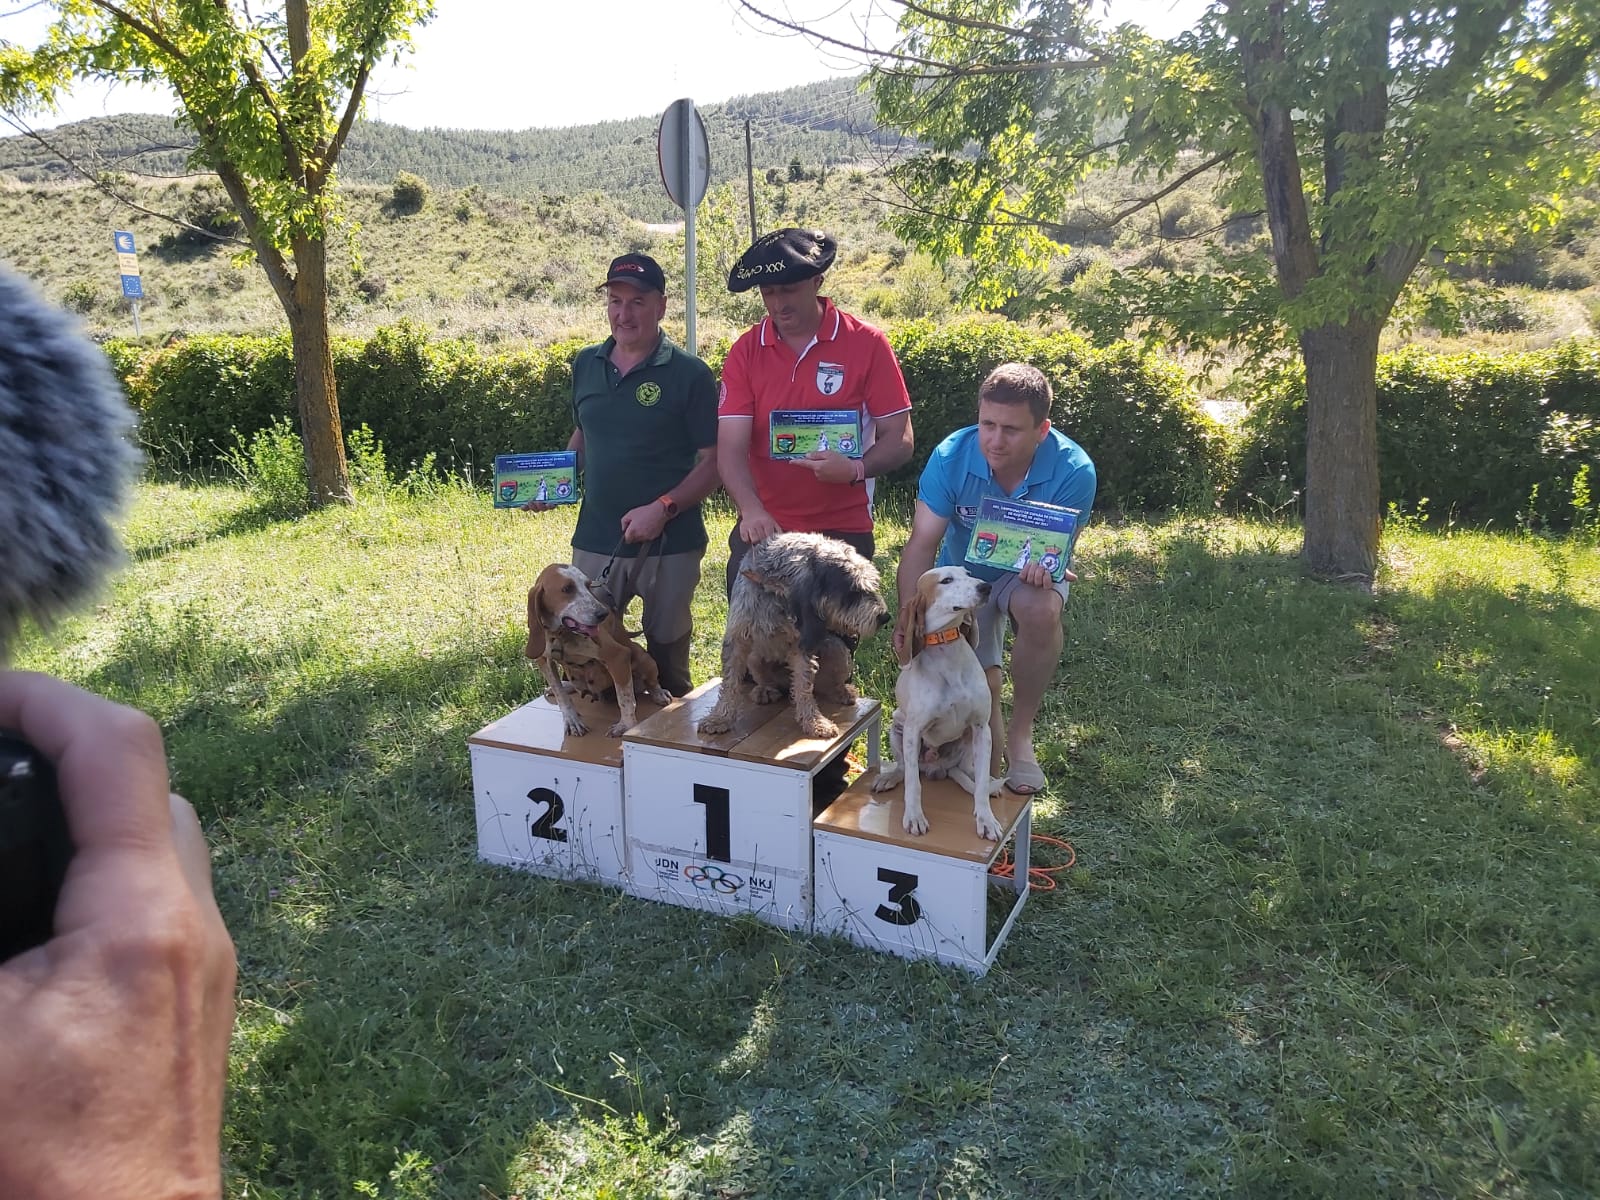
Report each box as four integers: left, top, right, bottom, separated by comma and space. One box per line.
0, 77, 902, 222
0, 70, 1593, 362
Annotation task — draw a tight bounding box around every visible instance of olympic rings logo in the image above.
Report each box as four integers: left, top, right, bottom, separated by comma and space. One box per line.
684, 863, 744, 894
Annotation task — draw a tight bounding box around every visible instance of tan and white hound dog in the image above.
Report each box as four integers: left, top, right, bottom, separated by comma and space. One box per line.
873, 566, 1005, 840
524, 563, 670, 737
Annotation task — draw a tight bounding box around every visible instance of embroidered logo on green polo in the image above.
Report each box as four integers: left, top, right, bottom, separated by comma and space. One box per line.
636, 382, 661, 407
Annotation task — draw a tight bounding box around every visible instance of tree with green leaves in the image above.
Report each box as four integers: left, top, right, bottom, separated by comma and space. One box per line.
748, 0, 1600, 579
1, 0, 435, 505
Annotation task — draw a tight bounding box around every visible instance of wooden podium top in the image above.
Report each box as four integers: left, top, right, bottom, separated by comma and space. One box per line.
624, 678, 880, 772
469, 693, 672, 768
814, 768, 1030, 863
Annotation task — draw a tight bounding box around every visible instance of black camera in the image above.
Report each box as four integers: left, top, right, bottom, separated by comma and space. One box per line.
0, 733, 71, 961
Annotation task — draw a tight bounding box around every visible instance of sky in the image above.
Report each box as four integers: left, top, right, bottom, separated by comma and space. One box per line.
0, 0, 1207, 133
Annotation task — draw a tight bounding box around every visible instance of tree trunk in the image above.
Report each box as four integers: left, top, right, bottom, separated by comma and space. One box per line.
288, 232, 350, 506
1300, 320, 1382, 582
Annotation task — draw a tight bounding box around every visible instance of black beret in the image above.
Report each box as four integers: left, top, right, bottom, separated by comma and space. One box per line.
727, 228, 837, 293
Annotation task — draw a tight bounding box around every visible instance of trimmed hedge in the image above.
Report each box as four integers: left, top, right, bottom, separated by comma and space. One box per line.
124, 322, 582, 481
886, 320, 1226, 510
1233, 339, 1600, 527
111, 319, 1223, 513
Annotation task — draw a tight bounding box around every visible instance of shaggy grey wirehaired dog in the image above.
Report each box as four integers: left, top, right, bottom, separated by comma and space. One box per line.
698, 533, 890, 739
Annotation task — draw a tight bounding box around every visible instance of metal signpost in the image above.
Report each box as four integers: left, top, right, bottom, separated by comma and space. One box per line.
113, 229, 143, 335
657, 99, 710, 352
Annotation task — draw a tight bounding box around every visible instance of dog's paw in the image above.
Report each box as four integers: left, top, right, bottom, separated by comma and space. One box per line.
697, 714, 733, 735
975, 811, 1003, 841
801, 716, 839, 739
902, 808, 930, 836
563, 715, 590, 737
871, 765, 904, 792
986, 776, 1006, 796
607, 720, 631, 737
646, 689, 672, 706
750, 684, 784, 704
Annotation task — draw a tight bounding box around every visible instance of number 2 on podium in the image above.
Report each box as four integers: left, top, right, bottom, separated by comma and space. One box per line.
527, 786, 568, 843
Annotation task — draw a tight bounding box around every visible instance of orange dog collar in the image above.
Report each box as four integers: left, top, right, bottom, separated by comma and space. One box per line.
922, 626, 963, 647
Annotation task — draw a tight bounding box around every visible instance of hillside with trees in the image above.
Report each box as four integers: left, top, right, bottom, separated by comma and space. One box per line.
0, 72, 1593, 368
0, 76, 904, 221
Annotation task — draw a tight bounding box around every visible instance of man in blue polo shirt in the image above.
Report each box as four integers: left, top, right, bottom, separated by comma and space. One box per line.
893, 363, 1096, 795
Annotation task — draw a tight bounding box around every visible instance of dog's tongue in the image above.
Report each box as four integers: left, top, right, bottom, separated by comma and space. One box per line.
562, 616, 600, 638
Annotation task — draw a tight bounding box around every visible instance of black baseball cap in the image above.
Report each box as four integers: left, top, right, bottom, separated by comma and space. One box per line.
727, 228, 836, 293
598, 253, 666, 294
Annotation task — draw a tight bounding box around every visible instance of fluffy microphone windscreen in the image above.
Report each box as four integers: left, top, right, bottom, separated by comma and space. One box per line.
0, 268, 140, 653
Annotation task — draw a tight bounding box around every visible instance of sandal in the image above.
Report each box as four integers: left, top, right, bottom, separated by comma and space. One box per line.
1004, 760, 1048, 796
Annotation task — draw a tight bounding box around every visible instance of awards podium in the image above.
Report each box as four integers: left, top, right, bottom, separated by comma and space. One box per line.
622, 680, 879, 930
469, 679, 1037, 974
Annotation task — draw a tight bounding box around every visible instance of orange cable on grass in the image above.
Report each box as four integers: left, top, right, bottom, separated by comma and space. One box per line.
989, 834, 1077, 892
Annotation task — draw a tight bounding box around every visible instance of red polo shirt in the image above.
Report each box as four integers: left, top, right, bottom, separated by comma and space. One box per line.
718, 298, 912, 533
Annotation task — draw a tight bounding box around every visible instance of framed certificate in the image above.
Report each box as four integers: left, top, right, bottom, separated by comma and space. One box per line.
768, 409, 863, 459
965, 497, 1080, 582
493, 452, 578, 507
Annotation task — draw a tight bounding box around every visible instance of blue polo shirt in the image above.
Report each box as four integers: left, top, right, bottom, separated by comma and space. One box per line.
918, 425, 1097, 582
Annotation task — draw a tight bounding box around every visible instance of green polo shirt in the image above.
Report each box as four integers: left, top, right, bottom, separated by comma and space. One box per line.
570, 333, 718, 557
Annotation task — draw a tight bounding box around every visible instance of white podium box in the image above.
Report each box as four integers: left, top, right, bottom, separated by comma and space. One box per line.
622, 679, 880, 930
812, 770, 1032, 975
469, 692, 668, 887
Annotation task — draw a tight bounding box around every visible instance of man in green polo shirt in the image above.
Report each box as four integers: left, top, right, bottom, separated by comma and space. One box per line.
525, 253, 719, 696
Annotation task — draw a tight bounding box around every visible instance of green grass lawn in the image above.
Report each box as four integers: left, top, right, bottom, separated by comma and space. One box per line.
15, 481, 1600, 1199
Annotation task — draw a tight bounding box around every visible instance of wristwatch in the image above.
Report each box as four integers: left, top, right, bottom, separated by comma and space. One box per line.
657, 494, 679, 517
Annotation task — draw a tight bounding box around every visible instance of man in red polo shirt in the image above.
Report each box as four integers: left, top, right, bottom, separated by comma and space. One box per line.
717, 228, 915, 593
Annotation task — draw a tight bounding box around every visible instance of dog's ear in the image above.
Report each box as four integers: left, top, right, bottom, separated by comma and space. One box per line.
524, 582, 548, 660
897, 592, 927, 666
788, 576, 833, 654
962, 611, 980, 651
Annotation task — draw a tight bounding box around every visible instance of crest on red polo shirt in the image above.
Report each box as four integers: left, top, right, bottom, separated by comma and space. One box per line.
815, 361, 844, 395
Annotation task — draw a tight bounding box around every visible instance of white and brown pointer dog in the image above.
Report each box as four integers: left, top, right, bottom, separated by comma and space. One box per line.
525, 563, 671, 737
873, 566, 1005, 840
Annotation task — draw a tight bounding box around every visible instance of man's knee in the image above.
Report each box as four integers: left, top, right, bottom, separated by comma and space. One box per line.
1007, 585, 1065, 639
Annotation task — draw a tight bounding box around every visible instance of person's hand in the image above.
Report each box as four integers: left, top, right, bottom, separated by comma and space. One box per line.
891, 600, 915, 660
0, 671, 236, 1200
738, 508, 782, 544
620, 502, 669, 544
795, 450, 857, 485
1018, 561, 1076, 588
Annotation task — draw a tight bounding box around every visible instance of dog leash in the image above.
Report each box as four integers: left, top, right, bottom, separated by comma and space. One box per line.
593, 533, 663, 618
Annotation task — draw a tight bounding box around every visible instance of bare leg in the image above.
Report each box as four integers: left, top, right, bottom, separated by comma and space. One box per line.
1002, 584, 1065, 793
